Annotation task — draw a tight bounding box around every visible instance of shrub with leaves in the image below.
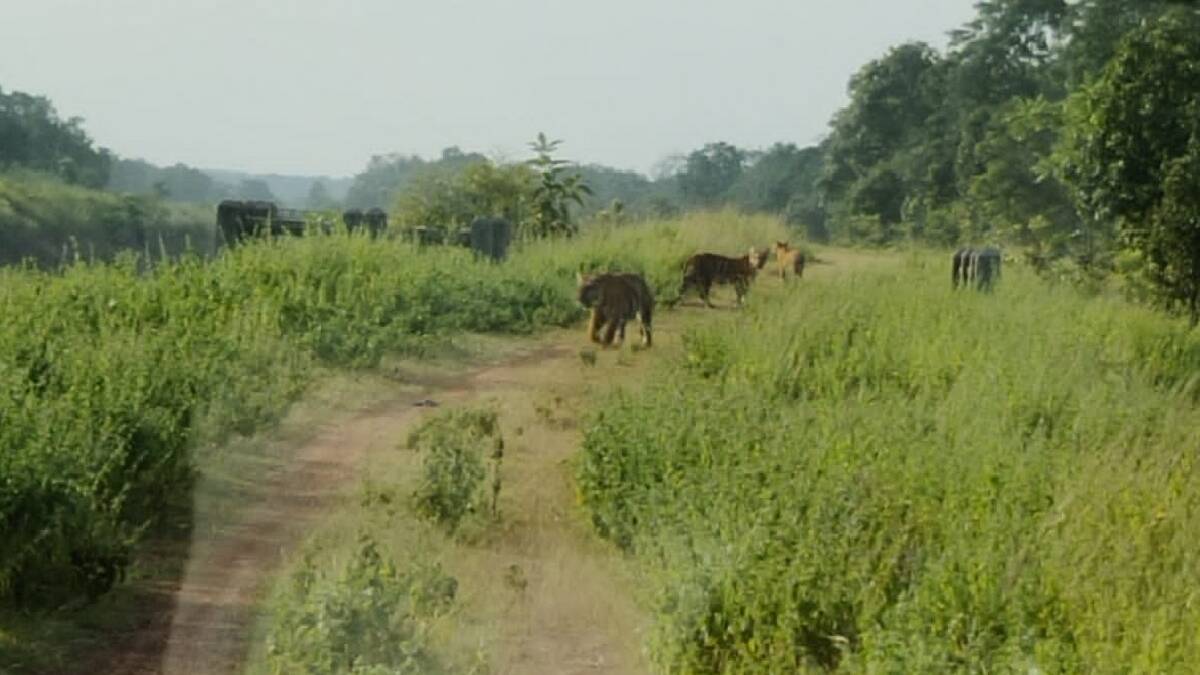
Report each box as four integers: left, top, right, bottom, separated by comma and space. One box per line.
407, 408, 502, 531
266, 534, 456, 675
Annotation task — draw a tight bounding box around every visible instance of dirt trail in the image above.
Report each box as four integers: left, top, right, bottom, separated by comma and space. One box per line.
85, 249, 872, 675
88, 340, 649, 675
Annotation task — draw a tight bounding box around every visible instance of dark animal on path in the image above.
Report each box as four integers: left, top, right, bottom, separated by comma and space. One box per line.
952, 247, 974, 288
678, 247, 770, 307
774, 241, 806, 281
576, 271, 654, 348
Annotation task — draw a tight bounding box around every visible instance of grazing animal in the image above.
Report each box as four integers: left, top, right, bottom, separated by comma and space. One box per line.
576, 272, 654, 347
973, 247, 1002, 291
952, 247, 973, 288
774, 241, 806, 281
679, 247, 770, 307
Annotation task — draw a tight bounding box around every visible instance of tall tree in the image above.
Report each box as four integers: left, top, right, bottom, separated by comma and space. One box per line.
1058, 8, 1200, 320
0, 86, 112, 188
677, 142, 746, 207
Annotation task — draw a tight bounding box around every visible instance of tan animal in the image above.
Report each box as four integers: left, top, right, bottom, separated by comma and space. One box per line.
774, 241, 806, 281
576, 271, 654, 347
678, 247, 770, 307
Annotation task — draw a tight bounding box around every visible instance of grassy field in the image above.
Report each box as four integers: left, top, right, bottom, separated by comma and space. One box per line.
7, 207, 1196, 673
0, 210, 786, 670
578, 249, 1200, 672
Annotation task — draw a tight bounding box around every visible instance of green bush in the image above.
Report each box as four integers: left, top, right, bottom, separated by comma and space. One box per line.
579, 252, 1200, 673
407, 408, 501, 531
265, 534, 456, 675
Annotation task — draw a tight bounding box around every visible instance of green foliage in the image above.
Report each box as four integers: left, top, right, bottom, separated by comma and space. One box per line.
107, 159, 223, 203
407, 408, 501, 531
677, 142, 746, 207
0, 172, 214, 267
0, 234, 584, 607
0, 211, 777, 609
1058, 8, 1200, 321
579, 254, 1200, 672
265, 534, 456, 675
346, 148, 488, 210
391, 161, 533, 239
0, 85, 111, 188
525, 133, 592, 238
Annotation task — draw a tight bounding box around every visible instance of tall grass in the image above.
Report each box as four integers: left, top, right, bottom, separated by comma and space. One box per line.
0, 210, 785, 608
578, 252, 1200, 672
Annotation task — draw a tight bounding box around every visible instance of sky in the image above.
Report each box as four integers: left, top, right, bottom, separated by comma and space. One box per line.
1, 1, 979, 178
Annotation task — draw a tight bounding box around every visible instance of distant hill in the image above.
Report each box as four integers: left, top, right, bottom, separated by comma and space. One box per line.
200, 169, 353, 207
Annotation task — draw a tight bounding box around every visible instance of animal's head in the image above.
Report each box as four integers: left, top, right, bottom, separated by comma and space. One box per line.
576, 271, 601, 307
774, 240, 790, 254
751, 247, 770, 270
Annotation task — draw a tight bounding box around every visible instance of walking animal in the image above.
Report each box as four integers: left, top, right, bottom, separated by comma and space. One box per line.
774, 241, 806, 281
972, 247, 1001, 291
576, 271, 654, 348
678, 247, 770, 307
951, 246, 1001, 291
952, 247, 973, 288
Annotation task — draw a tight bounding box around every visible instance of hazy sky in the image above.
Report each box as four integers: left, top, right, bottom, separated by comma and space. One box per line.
1, 1, 978, 178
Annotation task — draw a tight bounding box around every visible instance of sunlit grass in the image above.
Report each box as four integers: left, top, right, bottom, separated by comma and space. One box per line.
579, 250, 1200, 673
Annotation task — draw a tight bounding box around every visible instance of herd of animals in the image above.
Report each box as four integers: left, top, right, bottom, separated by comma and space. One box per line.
575, 240, 806, 349
576, 241, 1002, 349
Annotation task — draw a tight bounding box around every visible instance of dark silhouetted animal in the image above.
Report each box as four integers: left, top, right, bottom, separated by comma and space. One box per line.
679, 247, 770, 307
952, 247, 973, 288
364, 208, 388, 237
576, 271, 654, 347
469, 217, 513, 261
973, 247, 1001, 291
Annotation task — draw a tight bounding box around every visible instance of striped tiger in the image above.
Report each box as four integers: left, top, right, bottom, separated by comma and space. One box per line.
678, 247, 770, 307
576, 271, 654, 347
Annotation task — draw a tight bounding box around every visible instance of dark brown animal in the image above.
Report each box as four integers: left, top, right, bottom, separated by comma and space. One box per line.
678, 247, 770, 307
576, 272, 654, 347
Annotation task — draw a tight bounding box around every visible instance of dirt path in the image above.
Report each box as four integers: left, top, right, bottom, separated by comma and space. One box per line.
87, 339, 650, 675
83, 248, 873, 675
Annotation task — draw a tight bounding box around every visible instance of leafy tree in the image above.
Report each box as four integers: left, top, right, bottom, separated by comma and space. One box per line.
677, 141, 746, 207
729, 143, 823, 214
964, 97, 1083, 256
391, 161, 533, 237
525, 133, 591, 238
305, 180, 337, 210
0, 85, 112, 188
1059, 0, 1182, 86
1058, 8, 1200, 320
344, 148, 486, 209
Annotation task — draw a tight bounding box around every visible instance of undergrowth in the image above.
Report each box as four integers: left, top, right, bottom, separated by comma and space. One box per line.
579, 251, 1200, 673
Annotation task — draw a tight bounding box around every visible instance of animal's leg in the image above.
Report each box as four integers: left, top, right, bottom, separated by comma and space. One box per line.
601, 320, 619, 346
701, 281, 714, 308
588, 309, 604, 343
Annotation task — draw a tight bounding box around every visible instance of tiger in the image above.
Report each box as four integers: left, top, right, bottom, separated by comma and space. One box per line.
774, 241, 806, 281
677, 247, 770, 307
576, 271, 654, 348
